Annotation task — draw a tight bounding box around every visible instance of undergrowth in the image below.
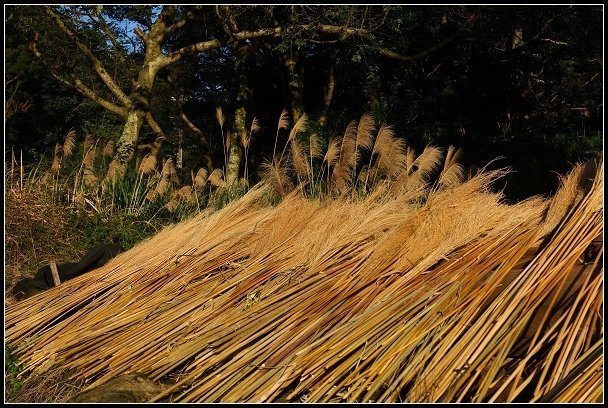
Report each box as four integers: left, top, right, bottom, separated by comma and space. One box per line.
5, 345, 24, 400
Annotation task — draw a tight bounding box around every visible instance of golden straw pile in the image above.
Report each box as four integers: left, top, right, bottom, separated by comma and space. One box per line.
6, 160, 603, 403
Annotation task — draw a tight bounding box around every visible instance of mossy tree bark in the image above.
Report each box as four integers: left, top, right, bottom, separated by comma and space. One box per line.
319, 50, 337, 128
226, 44, 254, 186
284, 50, 305, 123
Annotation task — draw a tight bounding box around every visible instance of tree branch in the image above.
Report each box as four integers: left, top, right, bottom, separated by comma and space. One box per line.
133, 26, 146, 42
144, 112, 167, 148
222, 5, 240, 33
215, 5, 236, 39
87, 10, 126, 59
161, 23, 371, 68
149, 5, 177, 40
314, 24, 370, 37
165, 75, 209, 149
375, 13, 474, 63
30, 40, 128, 118
377, 40, 448, 61
44, 6, 131, 107
167, 5, 204, 34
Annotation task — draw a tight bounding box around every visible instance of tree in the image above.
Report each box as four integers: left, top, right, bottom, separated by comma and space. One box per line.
19, 5, 379, 183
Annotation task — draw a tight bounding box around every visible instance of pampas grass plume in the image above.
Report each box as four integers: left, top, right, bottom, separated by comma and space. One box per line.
103, 140, 115, 158
139, 154, 157, 175
63, 129, 76, 159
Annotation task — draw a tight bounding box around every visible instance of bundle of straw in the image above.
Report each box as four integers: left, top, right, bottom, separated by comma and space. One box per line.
6, 159, 602, 403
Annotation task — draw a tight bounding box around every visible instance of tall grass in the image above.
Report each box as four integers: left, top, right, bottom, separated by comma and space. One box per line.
12, 112, 474, 223
5, 157, 602, 403
11, 129, 229, 219
259, 112, 471, 203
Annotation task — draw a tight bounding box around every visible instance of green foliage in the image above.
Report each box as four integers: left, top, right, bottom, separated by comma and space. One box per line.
207, 184, 249, 211
5, 346, 25, 398
67, 210, 158, 251
101, 170, 151, 214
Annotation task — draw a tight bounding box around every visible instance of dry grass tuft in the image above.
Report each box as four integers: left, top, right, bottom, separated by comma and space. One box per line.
146, 158, 178, 201
355, 112, 376, 152
323, 137, 341, 169
541, 158, 600, 235
371, 124, 404, 180
139, 154, 157, 176
81, 138, 99, 188
287, 114, 309, 179
62, 129, 77, 159
102, 140, 115, 158
105, 160, 120, 183
4, 185, 85, 294
273, 109, 291, 160
215, 106, 225, 129
290, 138, 309, 179
8, 366, 85, 403
330, 120, 359, 194
277, 109, 290, 131
51, 143, 62, 172
82, 142, 96, 169
83, 134, 94, 155
412, 145, 444, 178
241, 117, 260, 149
309, 133, 322, 160
208, 168, 226, 188
437, 145, 465, 189
193, 168, 209, 191
260, 158, 294, 197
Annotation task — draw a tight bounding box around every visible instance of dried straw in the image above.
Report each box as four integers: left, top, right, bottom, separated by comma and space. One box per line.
6, 159, 602, 404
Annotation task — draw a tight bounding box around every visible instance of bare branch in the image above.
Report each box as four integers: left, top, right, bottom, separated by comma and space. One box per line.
222, 5, 240, 33
87, 11, 126, 59
158, 5, 178, 23
44, 6, 131, 107
314, 24, 370, 37
160, 22, 370, 68
144, 111, 167, 145
375, 13, 474, 63
540, 38, 568, 46
215, 5, 235, 38
134, 26, 146, 41
165, 75, 210, 149
30, 40, 128, 118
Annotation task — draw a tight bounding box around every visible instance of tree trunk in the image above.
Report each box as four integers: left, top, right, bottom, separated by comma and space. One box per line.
225, 44, 252, 186
319, 51, 337, 127
284, 50, 305, 123
105, 37, 163, 182
106, 109, 145, 181
225, 130, 242, 187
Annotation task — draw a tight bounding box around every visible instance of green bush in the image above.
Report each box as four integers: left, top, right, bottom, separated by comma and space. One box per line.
66, 209, 160, 251
5, 345, 24, 398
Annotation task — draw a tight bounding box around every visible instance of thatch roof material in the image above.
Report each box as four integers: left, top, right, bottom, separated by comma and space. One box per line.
6, 160, 603, 403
